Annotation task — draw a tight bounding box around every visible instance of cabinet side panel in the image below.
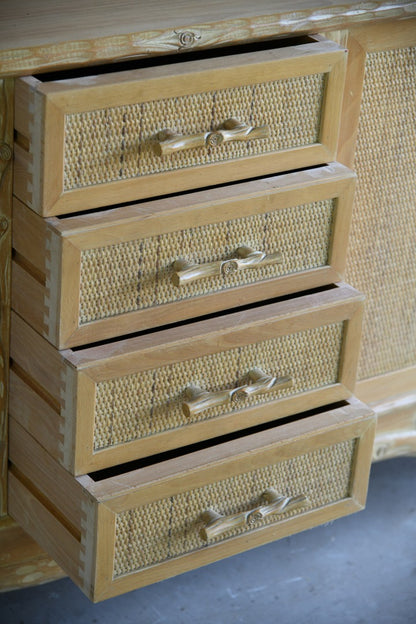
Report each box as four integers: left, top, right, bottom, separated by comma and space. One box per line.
0, 78, 13, 516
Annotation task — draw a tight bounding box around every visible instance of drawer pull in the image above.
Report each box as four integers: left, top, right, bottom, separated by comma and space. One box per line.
172, 245, 282, 287
183, 367, 293, 417
199, 489, 309, 540
153, 118, 270, 156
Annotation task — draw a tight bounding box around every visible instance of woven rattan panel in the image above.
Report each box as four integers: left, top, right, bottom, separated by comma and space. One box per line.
113, 437, 355, 576
94, 322, 344, 450
345, 47, 416, 379
79, 199, 335, 324
64, 73, 325, 190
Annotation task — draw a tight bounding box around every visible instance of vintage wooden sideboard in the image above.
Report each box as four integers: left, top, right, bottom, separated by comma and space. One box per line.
0, 0, 415, 601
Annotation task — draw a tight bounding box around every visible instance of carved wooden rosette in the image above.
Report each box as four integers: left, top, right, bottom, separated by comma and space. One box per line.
1, 1, 415, 76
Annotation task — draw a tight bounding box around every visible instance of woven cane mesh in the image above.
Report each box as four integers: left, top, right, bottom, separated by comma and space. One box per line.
345, 47, 416, 379
79, 199, 335, 325
64, 73, 325, 190
113, 437, 355, 576
94, 322, 343, 451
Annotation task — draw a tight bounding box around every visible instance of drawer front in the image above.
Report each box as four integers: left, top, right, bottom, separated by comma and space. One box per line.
14, 37, 347, 216
114, 437, 354, 575
10, 284, 364, 474
8, 400, 376, 601
12, 164, 355, 348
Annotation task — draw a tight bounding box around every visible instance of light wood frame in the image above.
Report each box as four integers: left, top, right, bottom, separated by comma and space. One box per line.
9, 399, 376, 602
12, 162, 356, 348
2, 3, 416, 597
10, 283, 364, 475
13, 36, 347, 216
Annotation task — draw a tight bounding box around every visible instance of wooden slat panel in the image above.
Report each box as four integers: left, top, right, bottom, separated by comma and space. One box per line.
10, 311, 65, 402
9, 369, 63, 461
12, 197, 47, 274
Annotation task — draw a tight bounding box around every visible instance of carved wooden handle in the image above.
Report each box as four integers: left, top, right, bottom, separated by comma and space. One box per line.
172, 246, 282, 287
199, 489, 309, 541
153, 118, 270, 156
182, 367, 293, 417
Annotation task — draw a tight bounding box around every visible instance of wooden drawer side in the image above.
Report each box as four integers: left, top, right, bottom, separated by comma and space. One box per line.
12, 164, 355, 349
10, 285, 364, 474
8, 400, 375, 602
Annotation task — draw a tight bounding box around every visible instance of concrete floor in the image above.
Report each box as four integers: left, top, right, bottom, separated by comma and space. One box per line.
1, 457, 415, 624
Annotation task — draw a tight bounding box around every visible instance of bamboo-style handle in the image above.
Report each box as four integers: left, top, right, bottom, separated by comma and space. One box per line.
182, 367, 293, 418
172, 246, 282, 287
153, 118, 270, 156
199, 489, 309, 541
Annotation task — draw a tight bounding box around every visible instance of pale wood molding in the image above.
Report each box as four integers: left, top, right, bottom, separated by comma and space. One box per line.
356, 366, 416, 405
372, 392, 416, 461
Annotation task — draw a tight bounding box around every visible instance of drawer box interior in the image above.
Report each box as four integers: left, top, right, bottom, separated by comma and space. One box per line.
14, 35, 347, 216
10, 283, 364, 474
12, 163, 355, 348
8, 399, 375, 602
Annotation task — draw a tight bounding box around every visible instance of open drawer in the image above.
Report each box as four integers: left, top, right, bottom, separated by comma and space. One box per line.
9, 399, 375, 602
14, 36, 347, 216
12, 163, 355, 348
10, 284, 364, 474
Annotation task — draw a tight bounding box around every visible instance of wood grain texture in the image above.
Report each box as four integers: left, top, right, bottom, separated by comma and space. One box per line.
1, 1, 416, 76
372, 392, 416, 461
13, 163, 355, 349
3, 389, 413, 594
14, 38, 345, 216
0, 515, 64, 592
8, 401, 375, 601
9, 285, 363, 474
0, 78, 13, 517
356, 365, 416, 405
8, 473, 82, 588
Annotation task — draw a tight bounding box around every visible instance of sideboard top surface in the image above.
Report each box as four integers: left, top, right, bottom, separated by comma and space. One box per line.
1, 0, 416, 76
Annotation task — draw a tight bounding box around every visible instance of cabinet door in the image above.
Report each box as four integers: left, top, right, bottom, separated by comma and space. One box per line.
338, 19, 416, 401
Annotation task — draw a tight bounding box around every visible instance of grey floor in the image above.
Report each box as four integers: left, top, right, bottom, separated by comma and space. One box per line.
1, 457, 415, 624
